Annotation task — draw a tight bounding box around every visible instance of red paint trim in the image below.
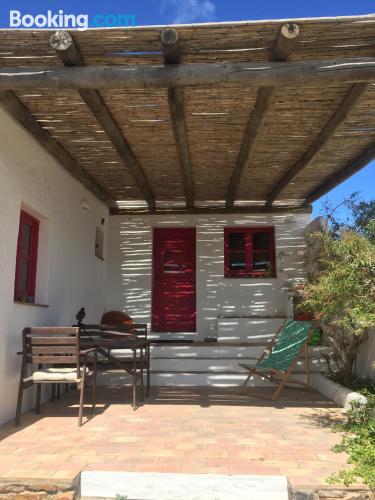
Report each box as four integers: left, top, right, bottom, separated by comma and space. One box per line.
14, 210, 39, 302
224, 226, 276, 278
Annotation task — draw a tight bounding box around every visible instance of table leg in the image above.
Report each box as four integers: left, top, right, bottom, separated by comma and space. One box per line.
147, 344, 151, 397
140, 347, 144, 402
132, 349, 137, 411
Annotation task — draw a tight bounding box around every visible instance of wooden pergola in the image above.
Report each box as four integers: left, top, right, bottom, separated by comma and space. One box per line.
1, 14, 375, 214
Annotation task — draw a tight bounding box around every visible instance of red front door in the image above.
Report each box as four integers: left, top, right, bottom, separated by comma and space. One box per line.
152, 228, 196, 332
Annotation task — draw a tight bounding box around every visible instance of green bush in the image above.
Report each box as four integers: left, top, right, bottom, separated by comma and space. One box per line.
300, 229, 375, 376
328, 377, 375, 490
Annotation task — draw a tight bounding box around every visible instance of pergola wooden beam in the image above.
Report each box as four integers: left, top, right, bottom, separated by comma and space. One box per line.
161, 28, 194, 209
0, 90, 116, 208
1, 58, 375, 90
272, 23, 300, 61
304, 142, 375, 205
111, 205, 313, 216
266, 82, 369, 206
225, 87, 275, 207
50, 31, 156, 212
226, 23, 299, 208
161, 27, 181, 65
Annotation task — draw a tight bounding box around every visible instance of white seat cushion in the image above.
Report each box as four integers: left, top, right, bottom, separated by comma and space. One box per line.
31, 367, 89, 382
109, 349, 134, 358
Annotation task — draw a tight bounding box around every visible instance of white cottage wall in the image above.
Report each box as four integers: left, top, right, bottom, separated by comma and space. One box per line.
106, 212, 311, 339
356, 328, 375, 381
0, 107, 109, 425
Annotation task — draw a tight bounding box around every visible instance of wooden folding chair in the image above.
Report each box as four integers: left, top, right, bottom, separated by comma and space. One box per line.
239, 320, 313, 401
15, 327, 97, 427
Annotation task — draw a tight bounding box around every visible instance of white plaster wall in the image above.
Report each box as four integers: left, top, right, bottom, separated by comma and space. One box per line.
0, 107, 109, 424
356, 328, 375, 380
106, 212, 311, 338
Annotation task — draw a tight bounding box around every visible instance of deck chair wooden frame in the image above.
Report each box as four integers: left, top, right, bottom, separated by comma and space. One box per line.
15, 327, 97, 427
240, 320, 312, 401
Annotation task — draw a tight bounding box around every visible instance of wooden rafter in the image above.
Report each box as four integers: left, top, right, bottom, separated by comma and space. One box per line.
1, 57, 375, 90
50, 31, 156, 211
272, 23, 301, 61
225, 87, 275, 208
266, 82, 369, 206
161, 28, 194, 209
226, 23, 300, 208
0, 90, 116, 208
304, 142, 375, 205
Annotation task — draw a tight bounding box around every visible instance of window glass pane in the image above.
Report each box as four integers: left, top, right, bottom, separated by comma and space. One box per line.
21, 223, 32, 257
253, 251, 272, 272
252, 231, 270, 250
17, 259, 29, 294
229, 251, 247, 270
228, 232, 245, 251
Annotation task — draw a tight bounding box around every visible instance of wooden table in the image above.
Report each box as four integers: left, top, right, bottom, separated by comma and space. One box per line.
80, 331, 150, 410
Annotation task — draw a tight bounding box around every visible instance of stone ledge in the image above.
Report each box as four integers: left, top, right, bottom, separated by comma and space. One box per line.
311, 374, 368, 409
292, 485, 373, 500
0, 478, 77, 499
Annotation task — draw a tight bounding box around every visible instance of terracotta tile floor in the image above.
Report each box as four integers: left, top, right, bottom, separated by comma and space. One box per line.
0, 386, 349, 487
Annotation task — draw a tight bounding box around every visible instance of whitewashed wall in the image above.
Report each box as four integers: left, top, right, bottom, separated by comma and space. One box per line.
356, 328, 375, 380
106, 212, 311, 339
0, 107, 109, 425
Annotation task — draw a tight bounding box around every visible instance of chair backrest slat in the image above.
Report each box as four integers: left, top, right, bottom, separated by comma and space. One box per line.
259, 320, 312, 372
26, 327, 78, 335
30, 355, 79, 364
31, 346, 77, 354
23, 327, 80, 367
82, 323, 148, 339
30, 337, 77, 345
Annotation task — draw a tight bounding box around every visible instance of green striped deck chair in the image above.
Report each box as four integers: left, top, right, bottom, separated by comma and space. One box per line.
239, 320, 313, 400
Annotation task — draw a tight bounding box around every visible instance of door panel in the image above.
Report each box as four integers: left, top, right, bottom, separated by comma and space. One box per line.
152, 228, 196, 332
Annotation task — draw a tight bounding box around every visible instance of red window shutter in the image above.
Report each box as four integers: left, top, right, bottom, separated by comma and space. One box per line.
14, 210, 39, 301
224, 227, 276, 278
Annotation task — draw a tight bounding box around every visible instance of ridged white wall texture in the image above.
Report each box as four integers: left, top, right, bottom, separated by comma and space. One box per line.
106, 212, 311, 338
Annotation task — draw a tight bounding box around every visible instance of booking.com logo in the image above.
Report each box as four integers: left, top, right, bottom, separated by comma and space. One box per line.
9, 10, 136, 30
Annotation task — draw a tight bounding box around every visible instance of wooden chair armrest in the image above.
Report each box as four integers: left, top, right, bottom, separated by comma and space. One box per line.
80, 348, 97, 356
101, 330, 136, 339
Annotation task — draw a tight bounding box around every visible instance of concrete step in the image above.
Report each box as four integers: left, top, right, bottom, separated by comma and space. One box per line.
97, 370, 277, 387
151, 344, 265, 358
151, 372, 275, 387
217, 317, 286, 342
151, 344, 329, 360
80, 471, 290, 500
151, 355, 326, 373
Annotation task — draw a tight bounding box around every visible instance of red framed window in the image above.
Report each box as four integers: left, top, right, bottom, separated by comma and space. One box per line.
224, 227, 276, 278
14, 210, 39, 302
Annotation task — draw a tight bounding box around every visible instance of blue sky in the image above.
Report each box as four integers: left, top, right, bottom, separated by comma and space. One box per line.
2, 0, 374, 217
3, 0, 375, 25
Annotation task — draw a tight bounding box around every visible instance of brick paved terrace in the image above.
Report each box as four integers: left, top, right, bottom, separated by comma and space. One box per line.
0, 386, 350, 489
